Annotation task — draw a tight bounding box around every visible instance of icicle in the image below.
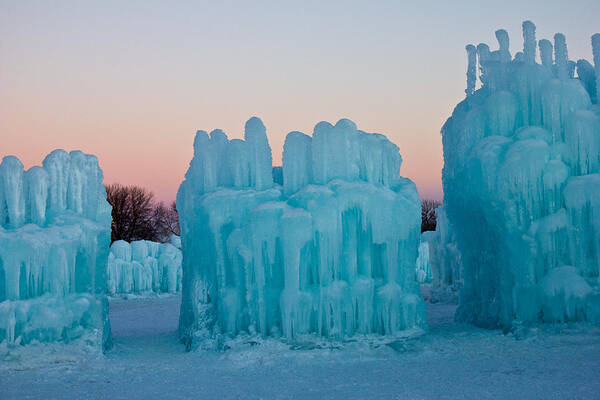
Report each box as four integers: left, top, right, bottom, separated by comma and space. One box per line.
466, 44, 477, 96
522, 21, 536, 65
592, 33, 600, 103
554, 33, 569, 80
539, 39, 553, 70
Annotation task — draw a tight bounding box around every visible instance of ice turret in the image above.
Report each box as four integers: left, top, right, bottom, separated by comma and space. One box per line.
282, 131, 312, 195
0, 156, 25, 228
442, 22, 600, 329
522, 21, 536, 65
177, 117, 425, 347
554, 33, 569, 80
539, 39, 553, 69
465, 45, 477, 96
593, 33, 600, 103
0, 150, 112, 350
495, 29, 511, 62
577, 59, 597, 103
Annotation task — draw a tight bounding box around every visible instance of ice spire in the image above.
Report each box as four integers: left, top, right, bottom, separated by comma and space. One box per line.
244, 117, 274, 191
554, 33, 568, 80
477, 43, 491, 87
593, 33, 600, 103
465, 44, 477, 96
495, 29, 511, 62
0, 156, 25, 228
522, 21, 536, 65
539, 39, 553, 69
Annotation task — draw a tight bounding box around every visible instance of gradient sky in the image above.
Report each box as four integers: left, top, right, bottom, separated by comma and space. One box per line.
1, 1, 599, 203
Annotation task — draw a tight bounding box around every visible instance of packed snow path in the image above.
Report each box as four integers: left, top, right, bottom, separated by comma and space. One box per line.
1, 295, 599, 399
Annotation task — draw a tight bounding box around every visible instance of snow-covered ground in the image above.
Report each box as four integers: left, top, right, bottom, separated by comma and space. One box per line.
1, 293, 599, 400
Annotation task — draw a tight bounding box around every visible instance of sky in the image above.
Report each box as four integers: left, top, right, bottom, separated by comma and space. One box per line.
1, 0, 599, 203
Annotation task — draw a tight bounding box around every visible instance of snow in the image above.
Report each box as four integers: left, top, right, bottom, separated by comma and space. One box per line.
0, 150, 112, 350
107, 239, 182, 295
177, 117, 424, 344
1, 295, 599, 399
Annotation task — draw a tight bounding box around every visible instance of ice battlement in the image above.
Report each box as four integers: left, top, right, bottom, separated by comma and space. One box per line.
463, 21, 599, 104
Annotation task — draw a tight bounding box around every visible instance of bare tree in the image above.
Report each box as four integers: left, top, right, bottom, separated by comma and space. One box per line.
106, 184, 160, 243
153, 201, 180, 241
421, 199, 441, 232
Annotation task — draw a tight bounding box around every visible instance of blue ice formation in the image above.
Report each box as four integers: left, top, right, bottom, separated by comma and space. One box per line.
415, 233, 433, 284
107, 236, 182, 295
442, 22, 600, 328
0, 150, 112, 349
177, 118, 425, 345
426, 206, 463, 303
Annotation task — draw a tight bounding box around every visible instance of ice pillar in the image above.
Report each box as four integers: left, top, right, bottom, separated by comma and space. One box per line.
466, 44, 477, 96
593, 33, 600, 104
522, 21, 536, 65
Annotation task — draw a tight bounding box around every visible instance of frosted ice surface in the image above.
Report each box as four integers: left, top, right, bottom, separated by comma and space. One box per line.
177, 117, 425, 345
107, 239, 182, 295
0, 150, 112, 350
442, 22, 600, 328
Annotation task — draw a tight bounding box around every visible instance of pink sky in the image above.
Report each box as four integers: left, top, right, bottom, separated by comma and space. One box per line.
2, 2, 598, 204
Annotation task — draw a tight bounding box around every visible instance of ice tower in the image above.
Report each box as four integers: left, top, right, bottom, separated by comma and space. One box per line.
442, 22, 600, 328
177, 117, 425, 347
427, 207, 463, 303
0, 150, 112, 350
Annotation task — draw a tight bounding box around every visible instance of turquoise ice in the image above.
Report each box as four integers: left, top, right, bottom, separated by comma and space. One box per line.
0, 150, 112, 350
177, 118, 425, 346
441, 22, 600, 328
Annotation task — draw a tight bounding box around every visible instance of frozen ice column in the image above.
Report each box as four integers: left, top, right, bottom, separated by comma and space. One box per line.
177, 117, 425, 347
441, 21, 600, 329
0, 150, 112, 350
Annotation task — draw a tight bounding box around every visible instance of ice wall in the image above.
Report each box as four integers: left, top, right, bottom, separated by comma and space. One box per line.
416, 233, 433, 284
107, 237, 182, 295
178, 117, 425, 346
427, 207, 463, 303
442, 22, 600, 328
0, 150, 112, 349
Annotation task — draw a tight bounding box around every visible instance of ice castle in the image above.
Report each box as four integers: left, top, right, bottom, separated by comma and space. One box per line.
441, 22, 600, 328
0, 150, 112, 350
177, 118, 426, 346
